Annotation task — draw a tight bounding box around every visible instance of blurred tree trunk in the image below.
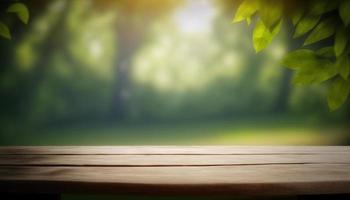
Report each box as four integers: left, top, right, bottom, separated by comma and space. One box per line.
107, 0, 180, 121
19, 0, 70, 123
272, 69, 292, 113
111, 12, 149, 120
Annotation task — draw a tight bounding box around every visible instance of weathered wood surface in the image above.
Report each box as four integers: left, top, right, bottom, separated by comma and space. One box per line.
0, 146, 349, 196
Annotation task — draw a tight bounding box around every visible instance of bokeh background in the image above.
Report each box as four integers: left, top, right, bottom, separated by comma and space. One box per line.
0, 0, 349, 147
1, 0, 350, 200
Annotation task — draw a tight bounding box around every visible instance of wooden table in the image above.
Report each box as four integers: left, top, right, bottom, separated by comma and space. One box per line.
0, 146, 350, 199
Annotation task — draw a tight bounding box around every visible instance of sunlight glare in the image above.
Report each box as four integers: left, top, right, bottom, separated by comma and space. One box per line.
269, 44, 286, 59
89, 40, 103, 58
174, 0, 216, 34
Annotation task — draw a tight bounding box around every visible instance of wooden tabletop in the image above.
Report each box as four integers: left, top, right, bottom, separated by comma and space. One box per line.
0, 146, 350, 196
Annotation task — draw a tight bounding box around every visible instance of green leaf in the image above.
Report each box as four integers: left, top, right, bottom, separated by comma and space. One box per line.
283, 49, 336, 85
246, 16, 252, 25
336, 54, 350, 79
308, 0, 339, 15
233, 0, 259, 23
293, 62, 337, 85
290, 8, 304, 26
292, 70, 316, 85
253, 19, 282, 53
316, 47, 335, 58
7, 3, 30, 24
258, 0, 282, 29
327, 77, 350, 111
283, 49, 319, 69
339, 0, 350, 26
293, 15, 320, 38
292, 61, 336, 85
334, 26, 348, 57
0, 22, 11, 40
304, 18, 335, 46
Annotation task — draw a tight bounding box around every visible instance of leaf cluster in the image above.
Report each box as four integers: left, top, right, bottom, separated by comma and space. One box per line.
0, 2, 29, 40
233, 0, 350, 111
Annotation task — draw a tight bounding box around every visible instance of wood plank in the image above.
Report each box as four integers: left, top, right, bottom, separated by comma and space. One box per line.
1, 154, 350, 166
1, 146, 350, 196
1, 164, 350, 195
1, 146, 350, 155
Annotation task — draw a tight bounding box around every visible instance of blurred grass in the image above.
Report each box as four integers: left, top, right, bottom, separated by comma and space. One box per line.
1, 118, 349, 145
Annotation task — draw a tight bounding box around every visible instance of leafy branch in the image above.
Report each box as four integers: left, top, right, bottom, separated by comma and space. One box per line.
233, 0, 350, 111
0, 2, 29, 39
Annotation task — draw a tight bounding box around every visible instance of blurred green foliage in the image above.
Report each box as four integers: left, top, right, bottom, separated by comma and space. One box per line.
233, 0, 350, 111
0, 2, 29, 39
0, 0, 348, 142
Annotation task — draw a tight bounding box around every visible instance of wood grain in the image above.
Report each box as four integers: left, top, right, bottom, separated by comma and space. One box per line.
0, 154, 350, 166
1, 165, 350, 195
0, 146, 349, 196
